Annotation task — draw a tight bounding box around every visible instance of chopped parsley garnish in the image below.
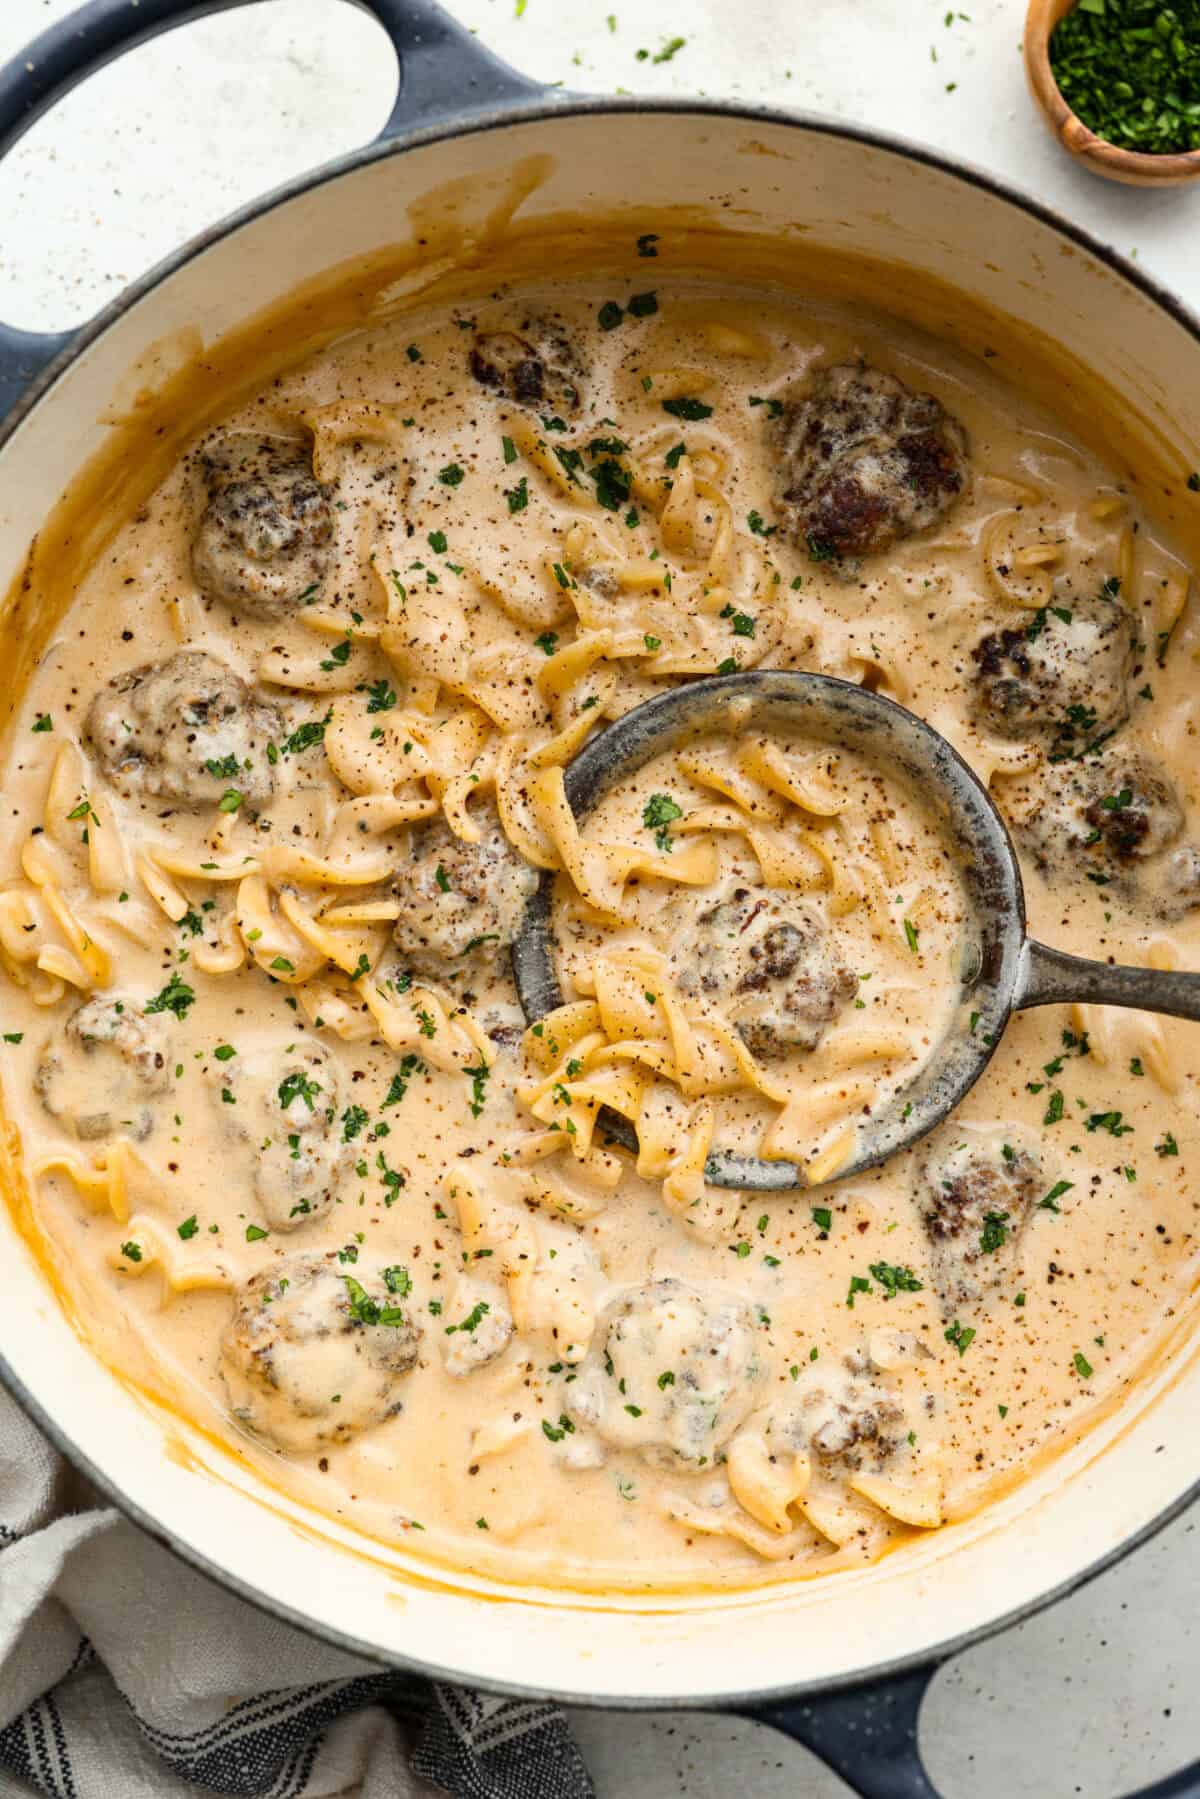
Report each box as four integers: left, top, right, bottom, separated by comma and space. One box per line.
177, 1215, 199, 1240
434, 863, 451, 893
638, 33, 686, 62
438, 463, 465, 486
446, 1301, 491, 1335
278, 1071, 322, 1112
1157, 1132, 1180, 1158
341, 1104, 370, 1141
811, 1206, 832, 1234
145, 972, 195, 1020
591, 457, 632, 511
119, 1241, 142, 1263
282, 717, 328, 755
204, 753, 241, 778
383, 1054, 425, 1108
662, 395, 713, 421
1040, 1179, 1073, 1212
1073, 1350, 1094, 1380
642, 791, 682, 852
1086, 1109, 1133, 1137
343, 1274, 407, 1328
32, 714, 52, 733
746, 509, 776, 538
245, 1224, 269, 1243
506, 475, 529, 514
868, 1262, 923, 1299
365, 678, 397, 714
465, 1060, 490, 1118
980, 1211, 1010, 1253
1049, 1, 1200, 157
535, 630, 559, 655
944, 1320, 976, 1357
377, 1151, 405, 1203
1048, 700, 1113, 762
1044, 1089, 1065, 1125
903, 918, 920, 953
319, 640, 352, 671
846, 1274, 872, 1307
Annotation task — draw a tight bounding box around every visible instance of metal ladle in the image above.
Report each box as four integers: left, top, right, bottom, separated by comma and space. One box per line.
512, 671, 1200, 1190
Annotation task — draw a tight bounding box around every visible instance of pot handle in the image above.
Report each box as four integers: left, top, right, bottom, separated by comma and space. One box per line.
0, 0, 546, 417
747, 1665, 1200, 1798
741, 1661, 942, 1799
363, 0, 547, 141
1015, 936, 1200, 1022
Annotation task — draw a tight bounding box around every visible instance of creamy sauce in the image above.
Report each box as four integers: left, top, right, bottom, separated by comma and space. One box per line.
0, 275, 1197, 1592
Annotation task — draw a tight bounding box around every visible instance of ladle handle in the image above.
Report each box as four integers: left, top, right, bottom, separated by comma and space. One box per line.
1016, 939, 1200, 1022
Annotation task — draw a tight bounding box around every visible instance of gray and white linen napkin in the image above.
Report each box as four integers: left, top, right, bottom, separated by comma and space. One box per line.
0, 1386, 594, 1799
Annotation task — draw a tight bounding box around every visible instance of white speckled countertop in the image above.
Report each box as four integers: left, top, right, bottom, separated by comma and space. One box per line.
1, 2, 1198, 1793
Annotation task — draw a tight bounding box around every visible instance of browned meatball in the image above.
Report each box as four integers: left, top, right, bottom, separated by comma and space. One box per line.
193, 433, 334, 617
35, 994, 171, 1142
220, 1253, 420, 1453
565, 1278, 763, 1470
766, 1360, 909, 1473
1144, 844, 1200, 920
774, 362, 968, 565
921, 1136, 1043, 1305
1015, 750, 1184, 871
970, 587, 1135, 753
213, 1042, 349, 1232
86, 651, 281, 809
1004, 748, 1200, 918
469, 317, 585, 416
391, 809, 538, 979
674, 887, 857, 1060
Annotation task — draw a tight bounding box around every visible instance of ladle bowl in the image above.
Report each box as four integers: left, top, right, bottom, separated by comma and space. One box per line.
512, 671, 1200, 1189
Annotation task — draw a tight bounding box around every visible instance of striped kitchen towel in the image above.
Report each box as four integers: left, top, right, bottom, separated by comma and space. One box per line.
0, 1386, 594, 1799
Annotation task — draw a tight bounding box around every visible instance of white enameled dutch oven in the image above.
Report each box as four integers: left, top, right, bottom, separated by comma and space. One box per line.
2, 6, 1199, 1795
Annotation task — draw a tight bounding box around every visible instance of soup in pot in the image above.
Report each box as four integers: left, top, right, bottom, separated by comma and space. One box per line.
1, 271, 1196, 1591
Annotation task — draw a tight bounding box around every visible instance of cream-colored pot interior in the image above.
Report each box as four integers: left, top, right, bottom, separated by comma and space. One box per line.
2, 105, 1199, 1703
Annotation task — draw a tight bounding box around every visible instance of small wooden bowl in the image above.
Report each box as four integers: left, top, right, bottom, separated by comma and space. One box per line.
1025, 0, 1200, 187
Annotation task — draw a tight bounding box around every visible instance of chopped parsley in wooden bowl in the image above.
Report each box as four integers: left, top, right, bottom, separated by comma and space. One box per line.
1025, 0, 1200, 185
